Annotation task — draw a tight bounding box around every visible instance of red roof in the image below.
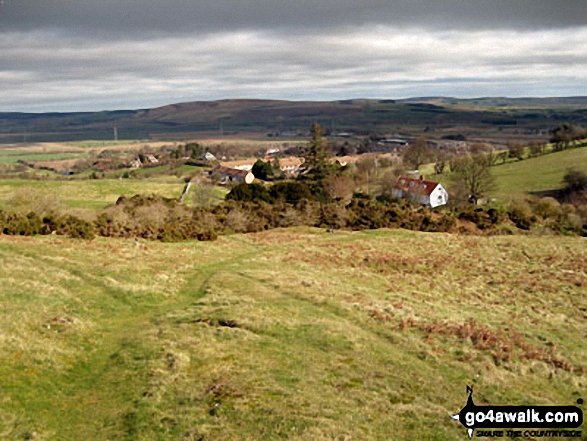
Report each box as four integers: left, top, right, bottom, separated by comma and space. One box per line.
393, 176, 440, 196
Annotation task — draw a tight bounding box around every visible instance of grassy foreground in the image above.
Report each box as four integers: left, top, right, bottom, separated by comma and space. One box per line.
0, 229, 585, 440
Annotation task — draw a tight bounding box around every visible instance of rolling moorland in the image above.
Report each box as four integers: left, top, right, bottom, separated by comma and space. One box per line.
1, 97, 587, 143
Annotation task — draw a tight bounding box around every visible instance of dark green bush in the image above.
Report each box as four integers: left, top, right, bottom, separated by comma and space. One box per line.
269, 181, 312, 205
226, 183, 272, 203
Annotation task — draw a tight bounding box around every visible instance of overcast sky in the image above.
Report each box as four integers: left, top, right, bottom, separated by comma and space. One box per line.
1, 1, 586, 112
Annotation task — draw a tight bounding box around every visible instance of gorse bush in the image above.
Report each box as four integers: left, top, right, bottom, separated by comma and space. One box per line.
1, 189, 586, 241
0, 211, 94, 240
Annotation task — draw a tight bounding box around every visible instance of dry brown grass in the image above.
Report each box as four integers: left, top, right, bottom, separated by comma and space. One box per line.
0, 229, 585, 440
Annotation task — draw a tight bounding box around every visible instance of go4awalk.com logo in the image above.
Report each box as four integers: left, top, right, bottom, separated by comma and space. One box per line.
451, 386, 583, 438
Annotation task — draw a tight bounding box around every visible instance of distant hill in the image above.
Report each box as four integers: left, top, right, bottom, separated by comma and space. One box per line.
0, 97, 586, 143
400, 96, 587, 108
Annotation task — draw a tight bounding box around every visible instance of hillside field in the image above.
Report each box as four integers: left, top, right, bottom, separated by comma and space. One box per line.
0, 229, 585, 440
488, 147, 587, 201
0, 179, 186, 211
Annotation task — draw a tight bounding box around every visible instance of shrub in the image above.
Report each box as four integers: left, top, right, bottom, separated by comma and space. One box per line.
457, 206, 492, 230
269, 181, 312, 205
507, 201, 536, 230
563, 168, 587, 193
61, 215, 95, 240
226, 183, 272, 203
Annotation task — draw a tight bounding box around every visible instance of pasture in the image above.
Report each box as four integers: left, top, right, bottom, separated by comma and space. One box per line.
0, 179, 187, 211
489, 147, 587, 200
0, 229, 584, 440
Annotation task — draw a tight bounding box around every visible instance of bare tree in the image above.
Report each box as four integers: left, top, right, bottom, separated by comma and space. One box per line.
453, 154, 495, 204
355, 156, 378, 195
323, 175, 355, 202
507, 141, 525, 161
402, 136, 433, 170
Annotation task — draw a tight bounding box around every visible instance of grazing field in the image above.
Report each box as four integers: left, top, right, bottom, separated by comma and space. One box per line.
488, 147, 587, 201
0, 152, 88, 165
0, 229, 584, 440
0, 179, 186, 210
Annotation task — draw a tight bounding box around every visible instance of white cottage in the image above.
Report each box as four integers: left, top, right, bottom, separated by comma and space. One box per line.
391, 176, 448, 208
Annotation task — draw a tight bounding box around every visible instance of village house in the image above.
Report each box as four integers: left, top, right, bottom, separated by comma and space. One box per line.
391, 176, 448, 208
202, 152, 217, 162
211, 165, 255, 184
277, 156, 304, 175
145, 154, 159, 164
220, 158, 257, 171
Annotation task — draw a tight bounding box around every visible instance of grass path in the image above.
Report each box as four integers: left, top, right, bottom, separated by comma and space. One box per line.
0, 230, 585, 440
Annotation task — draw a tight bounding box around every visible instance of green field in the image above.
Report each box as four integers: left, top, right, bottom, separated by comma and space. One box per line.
489, 148, 587, 201
0, 152, 88, 164
0, 179, 186, 210
0, 229, 584, 440
65, 140, 148, 149
0, 178, 229, 213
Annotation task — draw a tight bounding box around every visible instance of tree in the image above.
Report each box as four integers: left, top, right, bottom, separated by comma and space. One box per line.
563, 168, 587, 193
551, 124, 576, 151
303, 123, 331, 174
469, 143, 492, 156
355, 156, 378, 195
185, 143, 204, 159
494, 151, 508, 165
402, 136, 433, 170
507, 141, 525, 161
251, 159, 274, 181
453, 154, 495, 204
528, 141, 543, 158
433, 149, 448, 174
434, 160, 446, 175
323, 175, 355, 202
271, 156, 281, 173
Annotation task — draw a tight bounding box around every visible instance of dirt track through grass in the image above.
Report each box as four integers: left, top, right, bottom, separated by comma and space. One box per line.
0, 229, 585, 440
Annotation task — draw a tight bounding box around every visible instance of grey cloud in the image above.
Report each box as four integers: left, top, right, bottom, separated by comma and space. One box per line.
1, 0, 586, 38
1, 26, 587, 112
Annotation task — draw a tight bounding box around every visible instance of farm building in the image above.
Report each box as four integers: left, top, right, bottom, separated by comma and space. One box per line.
277, 157, 304, 175
211, 165, 255, 185
145, 154, 159, 164
392, 176, 448, 208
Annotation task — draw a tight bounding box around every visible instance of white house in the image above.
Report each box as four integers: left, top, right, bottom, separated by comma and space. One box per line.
202, 152, 217, 162
392, 176, 448, 208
